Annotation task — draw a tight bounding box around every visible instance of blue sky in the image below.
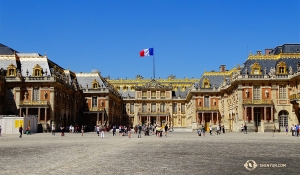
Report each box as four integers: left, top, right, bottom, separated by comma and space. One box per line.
0, 1, 299, 79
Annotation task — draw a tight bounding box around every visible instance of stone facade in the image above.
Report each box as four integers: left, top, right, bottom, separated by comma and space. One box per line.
0, 43, 300, 132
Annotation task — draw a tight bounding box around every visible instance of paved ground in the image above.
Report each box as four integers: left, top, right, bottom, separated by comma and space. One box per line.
0, 131, 299, 175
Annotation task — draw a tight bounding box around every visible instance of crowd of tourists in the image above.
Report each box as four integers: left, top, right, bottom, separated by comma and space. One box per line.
197, 125, 225, 136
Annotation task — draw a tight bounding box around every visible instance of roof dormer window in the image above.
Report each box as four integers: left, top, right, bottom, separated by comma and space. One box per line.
276, 61, 287, 74
6, 64, 16, 76
92, 79, 99, 89
251, 62, 261, 75
32, 64, 43, 76
202, 78, 210, 88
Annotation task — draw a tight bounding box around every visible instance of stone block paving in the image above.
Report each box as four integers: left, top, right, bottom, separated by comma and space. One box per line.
0, 131, 299, 175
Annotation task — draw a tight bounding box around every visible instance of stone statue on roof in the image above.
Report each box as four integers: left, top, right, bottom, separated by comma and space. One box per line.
264, 67, 267, 75
268, 67, 276, 78
17, 70, 22, 79
289, 66, 293, 75
244, 67, 248, 75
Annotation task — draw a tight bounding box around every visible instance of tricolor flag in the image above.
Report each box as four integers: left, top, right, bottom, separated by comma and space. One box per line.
139, 48, 154, 57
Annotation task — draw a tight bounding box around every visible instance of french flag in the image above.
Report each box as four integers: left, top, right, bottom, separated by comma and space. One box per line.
139, 48, 154, 57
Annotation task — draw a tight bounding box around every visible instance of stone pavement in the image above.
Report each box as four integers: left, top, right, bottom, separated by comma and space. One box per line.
0, 131, 299, 175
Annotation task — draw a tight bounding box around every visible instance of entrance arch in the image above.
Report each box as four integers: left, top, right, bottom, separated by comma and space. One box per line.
278, 110, 289, 132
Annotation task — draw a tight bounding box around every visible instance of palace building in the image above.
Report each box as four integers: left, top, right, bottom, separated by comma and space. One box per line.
0, 43, 300, 132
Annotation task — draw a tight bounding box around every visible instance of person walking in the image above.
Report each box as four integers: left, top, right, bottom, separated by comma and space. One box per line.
0, 125, 2, 136
128, 126, 131, 138
244, 124, 247, 134
100, 125, 105, 139
137, 124, 142, 138
112, 125, 116, 136
222, 125, 225, 134
209, 125, 212, 136
19, 125, 23, 138
164, 124, 168, 137
60, 126, 65, 136
96, 125, 100, 136
81, 125, 84, 136
241, 124, 244, 133
273, 125, 276, 137
52, 125, 55, 135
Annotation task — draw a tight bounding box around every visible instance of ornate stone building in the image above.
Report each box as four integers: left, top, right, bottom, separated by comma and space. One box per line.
1, 43, 300, 132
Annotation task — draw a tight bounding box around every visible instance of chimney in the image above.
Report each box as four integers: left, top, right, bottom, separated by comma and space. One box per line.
257, 50, 262, 55
219, 65, 226, 72
265, 49, 272, 55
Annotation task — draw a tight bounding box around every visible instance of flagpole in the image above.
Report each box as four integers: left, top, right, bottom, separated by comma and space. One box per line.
153, 56, 155, 79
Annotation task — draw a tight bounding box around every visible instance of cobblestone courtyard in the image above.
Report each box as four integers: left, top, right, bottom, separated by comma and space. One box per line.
0, 131, 299, 175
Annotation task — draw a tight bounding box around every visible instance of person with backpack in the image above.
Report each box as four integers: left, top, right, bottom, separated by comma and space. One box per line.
164, 124, 168, 137
19, 125, 23, 138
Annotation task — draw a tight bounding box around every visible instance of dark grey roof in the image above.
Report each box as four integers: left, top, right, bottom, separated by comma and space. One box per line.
0, 58, 17, 71
0, 43, 18, 55
270, 44, 300, 55
196, 75, 225, 89
119, 89, 135, 98
241, 59, 278, 75
172, 87, 189, 98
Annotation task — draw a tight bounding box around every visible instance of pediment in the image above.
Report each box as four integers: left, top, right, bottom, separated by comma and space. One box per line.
135, 79, 172, 90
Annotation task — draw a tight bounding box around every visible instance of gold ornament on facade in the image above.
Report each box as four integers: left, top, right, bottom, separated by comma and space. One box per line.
276, 61, 287, 74
202, 78, 210, 88
32, 64, 43, 76
250, 62, 262, 75
6, 63, 17, 76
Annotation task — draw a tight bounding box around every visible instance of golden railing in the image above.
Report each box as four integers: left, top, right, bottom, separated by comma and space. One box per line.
290, 94, 300, 100
20, 100, 49, 105
242, 99, 273, 105
89, 107, 105, 111
196, 106, 219, 111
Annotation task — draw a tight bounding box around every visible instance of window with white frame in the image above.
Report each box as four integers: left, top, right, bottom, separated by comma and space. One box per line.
253, 86, 260, 100
279, 85, 286, 99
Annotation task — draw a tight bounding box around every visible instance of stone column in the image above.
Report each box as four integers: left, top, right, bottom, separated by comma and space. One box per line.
251, 107, 254, 122
201, 112, 204, 124
211, 112, 213, 124
271, 107, 273, 122
102, 113, 104, 125
97, 113, 99, 125
264, 107, 266, 122
45, 108, 47, 127
19, 107, 22, 117
244, 107, 247, 122
26, 108, 29, 117
217, 112, 219, 124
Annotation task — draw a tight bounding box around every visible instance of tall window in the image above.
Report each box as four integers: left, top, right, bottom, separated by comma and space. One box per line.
253, 86, 260, 100
151, 91, 156, 99
92, 97, 97, 107
181, 103, 185, 113
142, 91, 147, 97
142, 102, 147, 112
173, 103, 177, 113
161, 91, 165, 98
279, 85, 286, 99
151, 103, 156, 112
33, 88, 39, 101
160, 102, 165, 112
204, 96, 209, 107
254, 68, 259, 75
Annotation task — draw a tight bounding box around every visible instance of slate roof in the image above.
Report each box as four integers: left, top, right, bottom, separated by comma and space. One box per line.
195, 74, 225, 90
19, 55, 51, 77
0, 43, 18, 55
271, 44, 300, 55
76, 72, 106, 89
172, 87, 189, 98
241, 44, 300, 75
